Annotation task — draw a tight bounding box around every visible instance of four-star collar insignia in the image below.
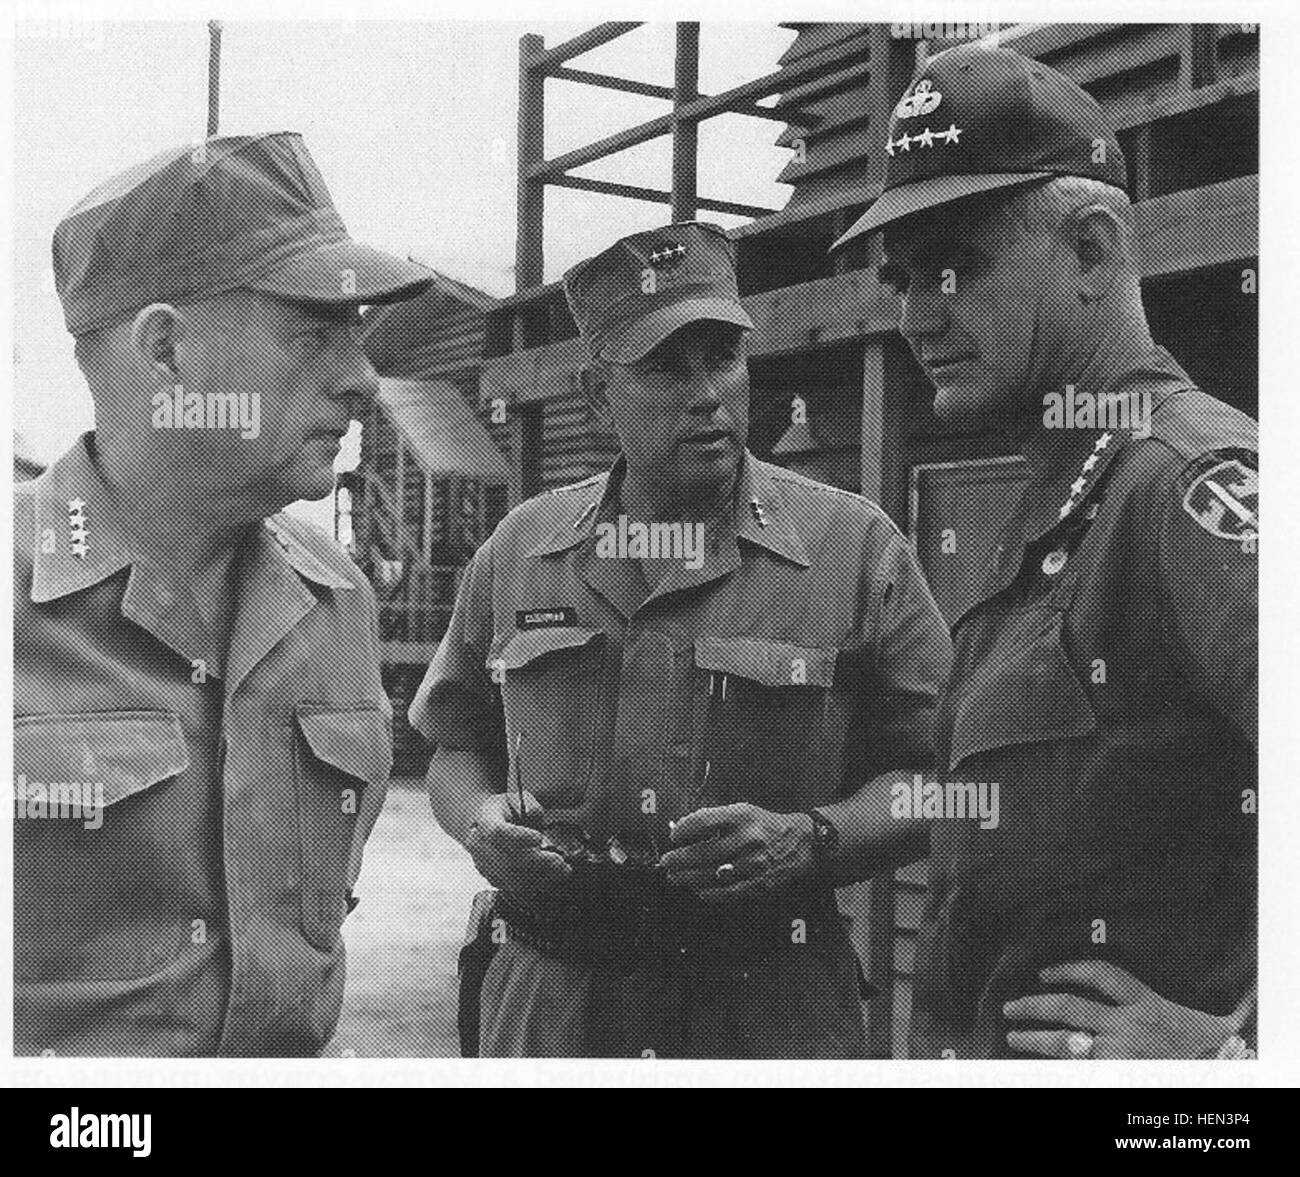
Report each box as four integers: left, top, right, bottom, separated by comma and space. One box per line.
1058, 432, 1113, 521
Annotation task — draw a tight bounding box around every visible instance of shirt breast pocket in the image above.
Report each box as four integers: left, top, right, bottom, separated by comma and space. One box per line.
489, 627, 606, 811
293, 705, 392, 951
693, 636, 839, 812
14, 711, 191, 983
947, 609, 1098, 771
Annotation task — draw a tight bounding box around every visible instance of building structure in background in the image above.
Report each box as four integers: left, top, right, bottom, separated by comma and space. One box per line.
14, 432, 46, 480
357, 270, 510, 772
474, 21, 1259, 1056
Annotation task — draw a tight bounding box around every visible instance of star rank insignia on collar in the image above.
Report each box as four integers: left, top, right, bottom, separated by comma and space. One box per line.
263, 517, 292, 552
1058, 432, 1113, 520
67, 497, 88, 560
749, 496, 769, 528
648, 242, 687, 269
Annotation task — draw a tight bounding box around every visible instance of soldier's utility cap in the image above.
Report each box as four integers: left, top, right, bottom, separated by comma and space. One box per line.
563, 221, 753, 363
53, 131, 435, 336
832, 44, 1126, 248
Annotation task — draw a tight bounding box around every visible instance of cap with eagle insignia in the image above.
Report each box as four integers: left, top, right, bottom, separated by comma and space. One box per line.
563, 220, 754, 363
832, 43, 1126, 247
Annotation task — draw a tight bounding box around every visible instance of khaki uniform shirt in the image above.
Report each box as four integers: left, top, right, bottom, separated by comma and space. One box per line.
14, 435, 392, 1056
412, 453, 951, 1056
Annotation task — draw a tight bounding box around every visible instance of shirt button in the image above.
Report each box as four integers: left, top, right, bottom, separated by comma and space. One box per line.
1042, 550, 1068, 576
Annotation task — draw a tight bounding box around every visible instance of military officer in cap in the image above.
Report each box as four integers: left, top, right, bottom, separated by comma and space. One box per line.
411, 221, 951, 1057
15, 132, 434, 1055
833, 44, 1257, 1058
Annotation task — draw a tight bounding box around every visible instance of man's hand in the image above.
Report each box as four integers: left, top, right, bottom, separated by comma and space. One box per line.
465, 792, 572, 893
1003, 960, 1243, 1059
660, 803, 816, 902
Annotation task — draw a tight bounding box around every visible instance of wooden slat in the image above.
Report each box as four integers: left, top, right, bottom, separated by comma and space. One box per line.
774, 60, 873, 115
550, 66, 674, 100
746, 268, 898, 355
893, 935, 916, 976
1051, 24, 1184, 89
778, 22, 871, 65
996, 22, 1126, 62
534, 22, 643, 72
1137, 174, 1257, 277
777, 124, 875, 185
1111, 69, 1257, 131
481, 267, 901, 407
891, 975, 913, 1058
894, 886, 925, 932
896, 857, 929, 887
774, 90, 871, 147
381, 641, 443, 665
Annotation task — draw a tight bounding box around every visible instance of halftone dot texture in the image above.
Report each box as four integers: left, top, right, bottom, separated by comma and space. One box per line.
562, 221, 754, 363
15, 25, 1257, 1061
52, 132, 434, 337
833, 43, 1127, 247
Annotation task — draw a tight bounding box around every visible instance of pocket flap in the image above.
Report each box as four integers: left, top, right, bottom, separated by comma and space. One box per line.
694, 636, 838, 688
295, 706, 392, 785
491, 626, 603, 671
948, 611, 1097, 770
14, 711, 189, 808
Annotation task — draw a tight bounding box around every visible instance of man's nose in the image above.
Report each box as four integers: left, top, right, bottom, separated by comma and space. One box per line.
683, 360, 723, 411
899, 278, 951, 342
328, 335, 381, 409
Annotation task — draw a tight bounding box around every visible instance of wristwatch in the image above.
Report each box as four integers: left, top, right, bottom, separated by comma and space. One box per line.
805, 808, 840, 864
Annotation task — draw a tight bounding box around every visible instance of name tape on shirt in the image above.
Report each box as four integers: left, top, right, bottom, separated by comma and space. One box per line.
516, 607, 579, 630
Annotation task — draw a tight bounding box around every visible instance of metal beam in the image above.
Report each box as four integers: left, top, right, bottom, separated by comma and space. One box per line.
672, 23, 700, 221
550, 66, 674, 100
206, 20, 222, 136
531, 36, 878, 179
530, 114, 674, 180
549, 173, 778, 219
677, 50, 871, 122
516, 34, 546, 290
533, 22, 642, 71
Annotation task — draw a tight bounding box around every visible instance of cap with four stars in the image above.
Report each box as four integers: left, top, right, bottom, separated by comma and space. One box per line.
832, 43, 1127, 247
562, 221, 754, 364
53, 131, 435, 337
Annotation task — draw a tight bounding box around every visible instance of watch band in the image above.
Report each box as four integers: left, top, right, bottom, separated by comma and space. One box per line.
805, 808, 840, 861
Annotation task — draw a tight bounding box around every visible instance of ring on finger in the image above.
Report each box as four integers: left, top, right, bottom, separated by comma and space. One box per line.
1065, 1031, 1096, 1059
715, 862, 736, 882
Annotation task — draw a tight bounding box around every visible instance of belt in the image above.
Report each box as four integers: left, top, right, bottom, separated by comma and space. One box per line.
496, 882, 845, 975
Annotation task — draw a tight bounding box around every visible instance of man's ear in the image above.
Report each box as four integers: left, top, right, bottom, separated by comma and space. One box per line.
582, 361, 616, 432
129, 303, 186, 384
1069, 205, 1126, 304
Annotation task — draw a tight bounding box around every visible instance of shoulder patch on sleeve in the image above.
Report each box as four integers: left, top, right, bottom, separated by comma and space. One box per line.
1181, 457, 1258, 540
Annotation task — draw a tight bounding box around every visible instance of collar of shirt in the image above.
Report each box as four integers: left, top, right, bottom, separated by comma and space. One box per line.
527, 451, 810, 617
957, 347, 1197, 623
27, 433, 354, 683
1016, 346, 1196, 546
